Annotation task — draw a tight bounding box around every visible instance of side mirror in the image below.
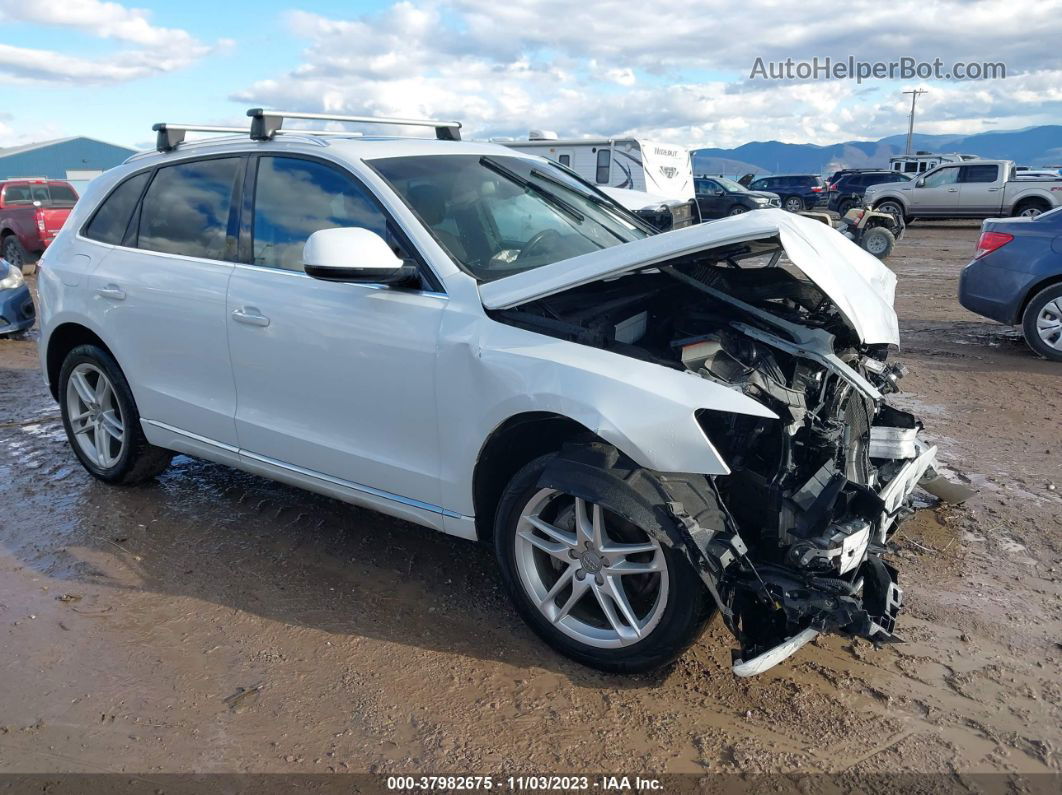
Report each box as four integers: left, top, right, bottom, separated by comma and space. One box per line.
914, 177, 925, 188
303, 227, 414, 284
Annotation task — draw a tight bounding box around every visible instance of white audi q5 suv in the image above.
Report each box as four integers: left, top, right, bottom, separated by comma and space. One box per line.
37, 109, 946, 675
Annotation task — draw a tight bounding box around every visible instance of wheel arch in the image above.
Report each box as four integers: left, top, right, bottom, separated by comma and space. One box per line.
1016, 273, 1062, 325
45, 322, 117, 400
1011, 196, 1051, 216
472, 412, 600, 543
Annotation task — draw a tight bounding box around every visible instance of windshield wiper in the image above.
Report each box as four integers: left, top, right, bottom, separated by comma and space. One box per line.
528, 168, 645, 242
479, 157, 584, 223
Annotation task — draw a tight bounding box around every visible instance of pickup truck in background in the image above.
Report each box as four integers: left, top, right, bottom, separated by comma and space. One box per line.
0, 179, 80, 270
864, 160, 1062, 223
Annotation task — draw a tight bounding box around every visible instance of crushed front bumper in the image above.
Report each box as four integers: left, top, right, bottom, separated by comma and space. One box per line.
727, 441, 937, 674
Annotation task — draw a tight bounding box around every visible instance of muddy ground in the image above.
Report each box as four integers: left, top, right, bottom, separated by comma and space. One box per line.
0, 222, 1059, 787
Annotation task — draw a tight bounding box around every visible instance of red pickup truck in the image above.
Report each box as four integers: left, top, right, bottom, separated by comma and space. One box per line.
0, 178, 79, 270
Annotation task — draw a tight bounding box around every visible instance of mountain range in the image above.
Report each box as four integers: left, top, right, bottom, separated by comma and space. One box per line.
691, 125, 1062, 177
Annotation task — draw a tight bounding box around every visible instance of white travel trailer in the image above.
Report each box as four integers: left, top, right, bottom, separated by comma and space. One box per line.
502, 133, 697, 230
889, 152, 978, 174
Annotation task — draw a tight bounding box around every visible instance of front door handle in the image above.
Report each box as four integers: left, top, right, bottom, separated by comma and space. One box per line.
946, 187, 958, 192
96, 284, 126, 301
232, 307, 270, 327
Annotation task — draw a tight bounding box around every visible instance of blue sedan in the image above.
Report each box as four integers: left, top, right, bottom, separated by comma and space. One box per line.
0, 258, 35, 336
959, 207, 1062, 361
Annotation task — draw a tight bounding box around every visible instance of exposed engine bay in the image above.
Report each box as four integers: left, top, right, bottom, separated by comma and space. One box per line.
490, 235, 965, 674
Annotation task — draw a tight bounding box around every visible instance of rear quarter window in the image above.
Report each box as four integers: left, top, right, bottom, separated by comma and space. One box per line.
83, 171, 151, 245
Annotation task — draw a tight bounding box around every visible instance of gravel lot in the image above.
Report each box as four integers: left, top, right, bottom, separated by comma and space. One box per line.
0, 221, 1059, 787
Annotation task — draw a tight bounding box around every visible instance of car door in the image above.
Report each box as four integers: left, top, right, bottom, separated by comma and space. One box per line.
910, 165, 960, 215
86, 156, 242, 446
226, 153, 446, 511
695, 179, 726, 218
958, 164, 1002, 214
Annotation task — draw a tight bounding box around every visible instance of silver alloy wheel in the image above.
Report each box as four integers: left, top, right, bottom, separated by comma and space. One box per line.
1019, 205, 1043, 219
783, 197, 803, 212
728, 206, 747, 216
66, 363, 126, 468
514, 488, 668, 649
1036, 298, 1062, 350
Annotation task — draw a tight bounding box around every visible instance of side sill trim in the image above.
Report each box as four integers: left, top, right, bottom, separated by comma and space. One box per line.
142, 419, 469, 521
239, 449, 467, 519
142, 419, 239, 453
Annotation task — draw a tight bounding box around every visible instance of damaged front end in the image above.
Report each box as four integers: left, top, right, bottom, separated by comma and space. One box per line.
487, 220, 965, 674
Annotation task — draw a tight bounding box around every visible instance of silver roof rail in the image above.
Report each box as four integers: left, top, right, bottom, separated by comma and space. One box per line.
246, 108, 462, 141
152, 124, 248, 152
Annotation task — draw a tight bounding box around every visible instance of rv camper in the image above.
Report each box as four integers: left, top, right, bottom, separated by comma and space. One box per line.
889, 152, 978, 174
502, 133, 698, 231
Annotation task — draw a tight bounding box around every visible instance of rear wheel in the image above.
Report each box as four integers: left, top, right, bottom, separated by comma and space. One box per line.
494, 447, 714, 673
782, 196, 804, 212
837, 199, 857, 216
1022, 283, 1062, 362
727, 205, 748, 216
1015, 199, 1049, 220
861, 227, 896, 258
59, 345, 173, 484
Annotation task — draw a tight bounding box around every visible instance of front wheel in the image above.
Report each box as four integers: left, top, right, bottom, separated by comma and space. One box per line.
876, 200, 907, 225
59, 345, 173, 484
1022, 283, 1062, 362
494, 449, 713, 673
782, 196, 804, 212
2, 236, 28, 272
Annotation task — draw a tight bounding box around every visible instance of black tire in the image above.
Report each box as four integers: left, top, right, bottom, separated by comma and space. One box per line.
1014, 199, 1049, 220
1021, 283, 1062, 362
727, 205, 748, 216
2, 235, 28, 272
494, 445, 715, 673
837, 200, 857, 216
861, 227, 896, 259
782, 196, 805, 212
58, 344, 173, 484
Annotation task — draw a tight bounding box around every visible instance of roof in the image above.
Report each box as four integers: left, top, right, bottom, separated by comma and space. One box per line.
0, 136, 135, 160
124, 133, 539, 165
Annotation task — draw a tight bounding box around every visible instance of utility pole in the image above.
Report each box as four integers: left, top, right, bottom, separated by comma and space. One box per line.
903, 89, 928, 155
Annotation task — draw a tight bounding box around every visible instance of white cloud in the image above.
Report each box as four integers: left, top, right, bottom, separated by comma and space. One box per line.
230, 0, 1062, 148
0, 0, 219, 84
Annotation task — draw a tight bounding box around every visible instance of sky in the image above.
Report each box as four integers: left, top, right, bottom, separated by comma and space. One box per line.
0, 0, 1059, 151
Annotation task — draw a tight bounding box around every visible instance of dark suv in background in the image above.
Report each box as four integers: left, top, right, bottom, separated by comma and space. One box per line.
827, 171, 910, 215
746, 175, 826, 212
694, 176, 780, 219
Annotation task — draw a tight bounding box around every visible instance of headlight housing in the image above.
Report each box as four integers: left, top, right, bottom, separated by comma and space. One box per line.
0, 259, 25, 290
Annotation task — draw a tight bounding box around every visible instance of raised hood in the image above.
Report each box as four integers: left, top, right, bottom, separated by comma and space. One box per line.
479, 208, 899, 346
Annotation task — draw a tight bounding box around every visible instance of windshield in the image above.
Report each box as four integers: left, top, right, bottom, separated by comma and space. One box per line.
371, 154, 648, 282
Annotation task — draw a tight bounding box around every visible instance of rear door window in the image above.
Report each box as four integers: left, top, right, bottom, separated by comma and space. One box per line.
138, 158, 241, 260
84, 171, 151, 245
961, 165, 999, 183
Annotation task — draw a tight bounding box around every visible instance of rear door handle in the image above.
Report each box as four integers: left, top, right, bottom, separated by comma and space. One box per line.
987, 187, 1002, 192
232, 307, 270, 327
96, 284, 126, 300
946, 188, 958, 192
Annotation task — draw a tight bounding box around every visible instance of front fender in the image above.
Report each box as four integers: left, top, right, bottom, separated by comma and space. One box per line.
435, 306, 778, 516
